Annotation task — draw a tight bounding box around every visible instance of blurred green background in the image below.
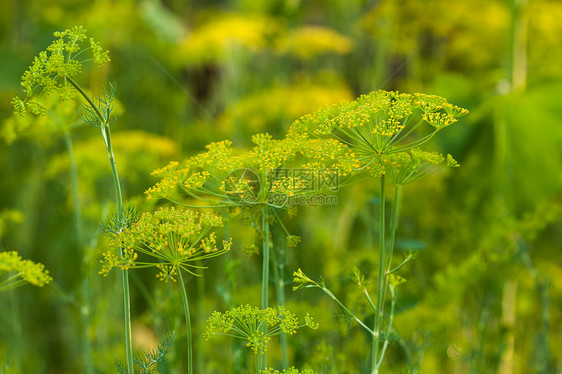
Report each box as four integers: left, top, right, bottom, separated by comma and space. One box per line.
0, 0, 561, 373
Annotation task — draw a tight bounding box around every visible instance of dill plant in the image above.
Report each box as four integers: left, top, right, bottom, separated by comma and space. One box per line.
290, 90, 468, 373
100, 207, 232, 374
9, 25, 138, 373
204, 304, 318, 373
146, 132, 343, 368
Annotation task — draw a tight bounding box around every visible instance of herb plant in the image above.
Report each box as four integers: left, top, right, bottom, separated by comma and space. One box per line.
146, 131, 341, 368
101, 207, 232, 374
10, 26, 135, 373
290, 90, 468, 373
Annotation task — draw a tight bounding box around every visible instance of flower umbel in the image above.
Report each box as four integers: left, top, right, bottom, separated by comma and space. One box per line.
288, 90, 468, 174
14, 26, 110, 117
0, 251, 52, 292
145, 131, 336, 210
99, 207, 231, 280
204, 305, 318, 355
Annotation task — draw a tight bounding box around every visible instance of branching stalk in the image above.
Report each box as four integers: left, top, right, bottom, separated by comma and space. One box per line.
67, 76, 133, 374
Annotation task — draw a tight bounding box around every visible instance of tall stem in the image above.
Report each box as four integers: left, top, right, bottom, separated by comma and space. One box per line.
372, 175, 386, 374
178, 270, 193, 374
63, 131, 94, 374
381, 186, 402, 315
100, 122, 132, 374
67, 77, 133, 374
120, 269, 134, 374
195, 260, 204, 374
255, 349, 262, 374
271, 225, 288, 369
386, 186, 401, 271
261, 206, 270, 309
261, 205, 270, 369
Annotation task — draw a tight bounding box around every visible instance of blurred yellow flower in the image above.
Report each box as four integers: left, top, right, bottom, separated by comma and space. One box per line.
220, 82, 353, 133
0, 210, 24, 240
528, 0, 562, 77
175, 14, 280, 65
276, 25, 353, 59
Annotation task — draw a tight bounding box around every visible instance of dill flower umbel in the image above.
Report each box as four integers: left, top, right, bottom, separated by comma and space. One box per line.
289, 90, 468, 177
12, 26, 110, 117
145, 131, 335, 210
204, 305, 318, 355
99, 207, 231, 280
0, 251, 52, 292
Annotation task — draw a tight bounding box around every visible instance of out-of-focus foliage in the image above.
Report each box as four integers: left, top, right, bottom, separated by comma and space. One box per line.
0, 0, 561, 373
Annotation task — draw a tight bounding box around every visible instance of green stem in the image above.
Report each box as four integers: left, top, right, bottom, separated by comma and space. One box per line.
196, 260, 204, 374
255, 349, 261, 374
317, 285, 376, 336
381, 186, 402, 310
106, 130, 132, 374
261, 206, 270, 309
67, 76, 133, 374
121, 269, 134, 374
64, 131, 94, 374
377, 285, 397, 369
0, 274, 27, 292
260, 205, 270, 369
98, 124, 123, 209
271, 225, 288, 369
178, 270, 193, 374
386, 186, 401, 271
66, 77, 106, 122
372, 175, 386, 374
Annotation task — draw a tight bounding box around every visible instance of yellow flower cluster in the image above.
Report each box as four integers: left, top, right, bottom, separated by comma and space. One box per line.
147, 90, 468, 211
204, 305, 318, 355
288, 89, 468, 183
0, 251, 52, 291
14, 26, 110, 117
147, 131, 337, 208
99, 207, 231, 280
270, 177, 307, 197
382, 148, 455, 186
